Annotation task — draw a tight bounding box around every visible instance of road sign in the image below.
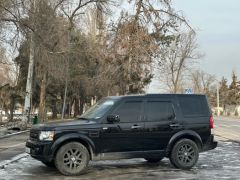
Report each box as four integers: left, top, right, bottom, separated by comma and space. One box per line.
185, 88, 193, 94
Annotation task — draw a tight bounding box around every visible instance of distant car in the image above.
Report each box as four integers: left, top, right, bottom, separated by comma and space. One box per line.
26, 94, 217, 176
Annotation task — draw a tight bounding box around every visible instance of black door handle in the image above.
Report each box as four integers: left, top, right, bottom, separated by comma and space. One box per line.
169, 123, 181, 129
131, 125, 141, 129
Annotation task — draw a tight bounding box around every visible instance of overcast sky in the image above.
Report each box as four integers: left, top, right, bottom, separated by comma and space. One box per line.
148, 0, 240, 92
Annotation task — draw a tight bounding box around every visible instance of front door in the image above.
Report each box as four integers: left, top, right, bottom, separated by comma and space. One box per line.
100, 99, 145, 153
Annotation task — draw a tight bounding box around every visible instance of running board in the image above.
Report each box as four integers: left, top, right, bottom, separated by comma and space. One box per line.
92, 150, 165, 161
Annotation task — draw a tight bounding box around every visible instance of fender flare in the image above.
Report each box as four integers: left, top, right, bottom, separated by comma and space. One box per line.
51, 133, 96, 157
166, 130, 203, 155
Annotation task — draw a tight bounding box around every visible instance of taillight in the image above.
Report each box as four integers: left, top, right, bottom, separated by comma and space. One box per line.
210, 116, 214, 129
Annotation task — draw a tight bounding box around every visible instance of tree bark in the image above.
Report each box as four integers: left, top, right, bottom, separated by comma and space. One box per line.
79, 98, 84, 115
9, 96, 15, 122
38, 72, 47, 122
3, 104, 10, 121
51, 99, 57, 119
73, 98, 80, 117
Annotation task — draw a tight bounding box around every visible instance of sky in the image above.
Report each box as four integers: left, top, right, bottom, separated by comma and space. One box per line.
148, 0, 240, 92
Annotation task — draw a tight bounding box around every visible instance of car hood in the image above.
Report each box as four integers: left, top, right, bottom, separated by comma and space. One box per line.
31, 119, 97, 131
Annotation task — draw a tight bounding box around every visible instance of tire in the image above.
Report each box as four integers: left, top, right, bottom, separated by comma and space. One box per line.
55, 142, 90, 176
145, 157, 164, 163
170, 139, 199, 170
41, 161, 55, 168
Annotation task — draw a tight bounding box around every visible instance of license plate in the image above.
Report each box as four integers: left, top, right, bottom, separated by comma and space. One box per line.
26, 147, 31, 154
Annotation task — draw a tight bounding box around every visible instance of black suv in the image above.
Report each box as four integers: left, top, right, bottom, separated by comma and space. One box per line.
26, 94, 217, 176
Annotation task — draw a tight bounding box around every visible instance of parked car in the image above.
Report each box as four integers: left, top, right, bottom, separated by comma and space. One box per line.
26, 94, 217, 176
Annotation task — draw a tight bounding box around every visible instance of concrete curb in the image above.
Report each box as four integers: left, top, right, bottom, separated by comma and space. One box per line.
0, 153, 29, 169
0, 130, 29, 140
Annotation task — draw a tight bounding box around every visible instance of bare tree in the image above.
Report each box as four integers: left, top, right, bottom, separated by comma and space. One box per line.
157, 31, 201, 93
190, 69, 217, 106
190, 70, 216, 94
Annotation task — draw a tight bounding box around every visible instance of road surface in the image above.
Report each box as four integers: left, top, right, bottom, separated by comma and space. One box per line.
0, 131, 29, 162
214, 116, 240, 142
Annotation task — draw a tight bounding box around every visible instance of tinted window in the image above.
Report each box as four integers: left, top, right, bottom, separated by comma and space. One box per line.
146, 101, 174, 121
80, 98, 117, 120
113, 101, 142, 123
179, 96, 209, 116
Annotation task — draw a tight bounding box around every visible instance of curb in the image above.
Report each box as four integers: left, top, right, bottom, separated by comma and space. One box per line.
0, 130, 29, 140
0, 153, 29, 169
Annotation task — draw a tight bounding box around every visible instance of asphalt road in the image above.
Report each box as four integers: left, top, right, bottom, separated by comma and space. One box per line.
0, 132, 29, 162
214, 116, 240, 142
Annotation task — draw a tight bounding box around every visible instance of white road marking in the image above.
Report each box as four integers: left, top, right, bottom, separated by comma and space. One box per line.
215, 124, 240, 128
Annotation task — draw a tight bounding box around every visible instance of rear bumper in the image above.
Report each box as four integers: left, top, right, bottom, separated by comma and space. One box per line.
26, 140, 53, 162
202, 135, 218, 152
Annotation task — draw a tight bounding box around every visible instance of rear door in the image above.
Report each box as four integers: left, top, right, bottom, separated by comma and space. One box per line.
144, 98, 182, 151
178, 95, 211, 144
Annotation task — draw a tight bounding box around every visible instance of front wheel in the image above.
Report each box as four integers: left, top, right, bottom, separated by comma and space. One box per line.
55, 142, 90, 176
170, 139, 199, 170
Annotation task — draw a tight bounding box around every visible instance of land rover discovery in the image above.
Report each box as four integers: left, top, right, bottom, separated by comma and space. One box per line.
26, 94, 217, 176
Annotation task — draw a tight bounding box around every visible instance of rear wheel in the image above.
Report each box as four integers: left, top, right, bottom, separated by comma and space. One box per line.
145, 157, 164, 163
170, 139, 199, 170
55, 142, 90, 176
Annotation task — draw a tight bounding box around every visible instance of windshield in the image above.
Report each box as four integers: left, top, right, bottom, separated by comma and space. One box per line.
79, 98, 118, 120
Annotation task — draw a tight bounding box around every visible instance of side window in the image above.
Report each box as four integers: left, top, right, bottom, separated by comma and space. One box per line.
113, 101, 142, 123
146, 101, 174, 122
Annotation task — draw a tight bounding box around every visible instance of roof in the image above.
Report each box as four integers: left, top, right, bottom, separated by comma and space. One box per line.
108, 93, 206, 99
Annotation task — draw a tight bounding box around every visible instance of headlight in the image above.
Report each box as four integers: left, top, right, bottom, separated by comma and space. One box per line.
39, 131, 55, 141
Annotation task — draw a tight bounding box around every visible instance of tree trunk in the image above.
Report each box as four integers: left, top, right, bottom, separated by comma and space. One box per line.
73, 98, 80, 117
79, 98, 84, 115
173, 83, 178, 94
38, 73, 47, 122
51, 99, 57, 119
9, 96, 15, 122
3, 104, 10, 121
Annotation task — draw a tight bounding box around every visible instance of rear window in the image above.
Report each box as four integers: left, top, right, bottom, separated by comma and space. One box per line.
179, 96, 210, 117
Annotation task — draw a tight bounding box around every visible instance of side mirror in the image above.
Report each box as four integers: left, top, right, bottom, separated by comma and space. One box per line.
107, 115, 120, 123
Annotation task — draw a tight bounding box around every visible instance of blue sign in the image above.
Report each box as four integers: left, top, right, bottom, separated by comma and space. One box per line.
185, 88, 193, 94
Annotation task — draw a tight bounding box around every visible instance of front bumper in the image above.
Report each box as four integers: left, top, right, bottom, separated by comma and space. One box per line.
26, 140, 53, 162
202, 135, 218, 152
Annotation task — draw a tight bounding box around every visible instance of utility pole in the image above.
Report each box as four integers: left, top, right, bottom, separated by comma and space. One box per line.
23, 0, 35, 126
61, 10, 71, 120
217, 85, 220, 116
61, 62, 69, 120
